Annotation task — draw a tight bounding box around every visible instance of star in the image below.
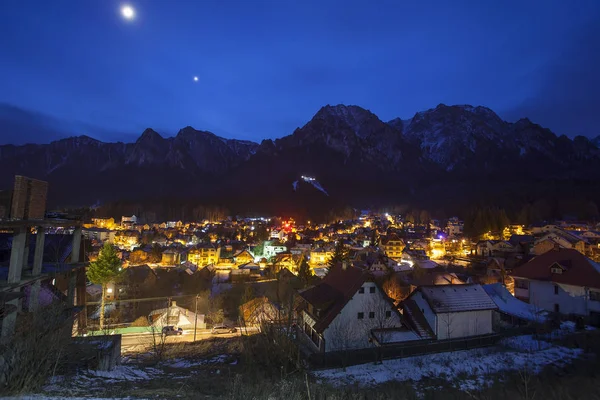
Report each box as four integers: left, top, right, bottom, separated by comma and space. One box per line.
121, 4, 135, 20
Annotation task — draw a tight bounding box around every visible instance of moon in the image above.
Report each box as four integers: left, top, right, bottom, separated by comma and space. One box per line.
193, 76, 199, 82
121, 4, 135, 20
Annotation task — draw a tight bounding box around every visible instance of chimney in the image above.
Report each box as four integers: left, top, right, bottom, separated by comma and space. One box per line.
171, 301, 177, 307
553, 242, 561, 251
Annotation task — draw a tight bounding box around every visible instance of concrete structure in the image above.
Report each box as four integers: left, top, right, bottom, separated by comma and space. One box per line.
10, 176, 48, 220
0, 218, 86, 338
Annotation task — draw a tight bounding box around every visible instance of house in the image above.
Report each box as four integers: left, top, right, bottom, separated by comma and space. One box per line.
161, 248, 186, 266
510, 248, 600, 324
380, 233, 405, 260
149, 301, 206, 329
483, 283, 548, 326
121, 215, 138, 228
82, 227, 115, 244
532, 231, 587, 256
402, 284, 497, 340
233, 249, 255, 266
263, 241, 288, 259
309, 247, 333, 266
297, 263, 403, 353
188, 243, 218, 267
114, 230, 140, 250
476, 240, 516, 257
239, 296, 279, 326
408, 272, 465, 292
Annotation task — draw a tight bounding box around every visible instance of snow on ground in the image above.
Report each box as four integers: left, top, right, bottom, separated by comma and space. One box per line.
314, 334, 583, 392
309, 180, 329, 196
165, 354, 230, 368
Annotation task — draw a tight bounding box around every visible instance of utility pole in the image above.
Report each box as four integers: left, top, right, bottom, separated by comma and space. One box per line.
193, 294, 199, 341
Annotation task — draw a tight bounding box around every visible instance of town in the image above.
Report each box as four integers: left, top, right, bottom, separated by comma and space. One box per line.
0, 175, 599, 398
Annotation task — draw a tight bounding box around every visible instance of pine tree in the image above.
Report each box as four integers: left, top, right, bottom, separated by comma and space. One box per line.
87, 243, 123, 330
370, 230, 378, 247
297, 258, 313, 287
327, 240, 349, 268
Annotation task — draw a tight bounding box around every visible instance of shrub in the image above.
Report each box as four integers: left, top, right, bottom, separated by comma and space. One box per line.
130, 316, 149, 327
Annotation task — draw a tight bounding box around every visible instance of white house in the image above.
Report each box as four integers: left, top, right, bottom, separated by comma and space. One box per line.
402, 284, 497, 340
510, 248, 600, 325
149, 302, 206, 330
121, 215, 138, 227
297, 263, 404, 352
263, 241, 288, 259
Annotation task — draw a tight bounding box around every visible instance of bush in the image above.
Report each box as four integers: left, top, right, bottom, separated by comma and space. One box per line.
130, 316, 149, 327
0, 303, 73, 394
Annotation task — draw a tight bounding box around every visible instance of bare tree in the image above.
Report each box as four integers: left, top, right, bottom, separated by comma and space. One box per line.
326, 319, 360, 368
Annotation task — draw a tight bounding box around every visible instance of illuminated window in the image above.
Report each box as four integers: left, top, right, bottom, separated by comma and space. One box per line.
107, 288, 113, 294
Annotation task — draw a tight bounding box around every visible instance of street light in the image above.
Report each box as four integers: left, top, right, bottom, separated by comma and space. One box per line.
193, 294, 199, 342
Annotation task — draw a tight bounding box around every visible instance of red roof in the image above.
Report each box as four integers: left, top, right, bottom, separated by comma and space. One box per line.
511, 248, 600, 289
299, 263, 369, 333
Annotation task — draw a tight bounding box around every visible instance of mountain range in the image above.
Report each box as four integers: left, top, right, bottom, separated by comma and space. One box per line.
1, 104, 600, 220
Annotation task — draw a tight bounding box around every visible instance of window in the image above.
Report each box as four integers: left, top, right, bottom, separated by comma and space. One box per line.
369, 287, 376, 294
554, 285, 559, 295
554, 304, 560, 313
369, 312, 375, 319
590, 291, 600, 302
359, 287, 365, 294
357, 312, 364, 319
385, 310, 391, 319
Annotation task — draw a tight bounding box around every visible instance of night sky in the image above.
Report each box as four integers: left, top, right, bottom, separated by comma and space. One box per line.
1, 0, 599, 144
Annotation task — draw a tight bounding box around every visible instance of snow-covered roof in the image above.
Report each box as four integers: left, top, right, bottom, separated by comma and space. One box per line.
419, 284, 497, 313
483, 283, 548, 322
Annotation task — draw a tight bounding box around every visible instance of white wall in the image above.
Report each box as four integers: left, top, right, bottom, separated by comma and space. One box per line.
436, 310, 493, 340
528, 280, 600, 316
411, 291, 436, 333
322, 281, 402, 352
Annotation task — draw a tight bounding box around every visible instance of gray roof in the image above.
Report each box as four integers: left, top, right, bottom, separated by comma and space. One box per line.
419, 284, 497, 313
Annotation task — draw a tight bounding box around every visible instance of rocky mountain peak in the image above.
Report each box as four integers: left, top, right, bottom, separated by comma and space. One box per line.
137, 128, 164, 144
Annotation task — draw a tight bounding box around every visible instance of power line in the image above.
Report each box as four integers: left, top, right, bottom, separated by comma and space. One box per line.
86, 293, 201, 306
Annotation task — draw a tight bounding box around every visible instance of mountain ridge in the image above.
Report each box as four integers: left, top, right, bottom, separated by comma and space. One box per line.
1, 103, 600, 218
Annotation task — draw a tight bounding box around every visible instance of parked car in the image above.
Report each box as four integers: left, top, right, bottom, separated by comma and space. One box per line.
162, 326, 183, 336
211, 324, 237, 334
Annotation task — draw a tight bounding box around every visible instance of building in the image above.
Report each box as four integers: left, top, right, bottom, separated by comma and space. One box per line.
532, 231, 587, 256
297, 263, 403, 353
121, 215, 138, 228
309, 247, 333, 266
402, 284, 497, 340
82, 227, 115, 243
510, 248, 600, 324
446, 218, 464, 237
10, 175, 48, 220
114, 230, 140, 250
188, 243, 218, 267
380, 233, 404, 260
263, 241, 287, 259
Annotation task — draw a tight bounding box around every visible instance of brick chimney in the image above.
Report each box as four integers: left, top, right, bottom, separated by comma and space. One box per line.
553, 242, 561, 251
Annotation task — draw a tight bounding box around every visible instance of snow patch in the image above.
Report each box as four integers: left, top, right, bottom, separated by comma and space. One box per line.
315, 335, 583, 391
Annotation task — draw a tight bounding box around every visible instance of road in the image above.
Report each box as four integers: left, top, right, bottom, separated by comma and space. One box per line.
120, 327, 259, 353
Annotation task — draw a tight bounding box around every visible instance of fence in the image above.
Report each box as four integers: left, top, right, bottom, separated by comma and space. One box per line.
308, 333, 501, 369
